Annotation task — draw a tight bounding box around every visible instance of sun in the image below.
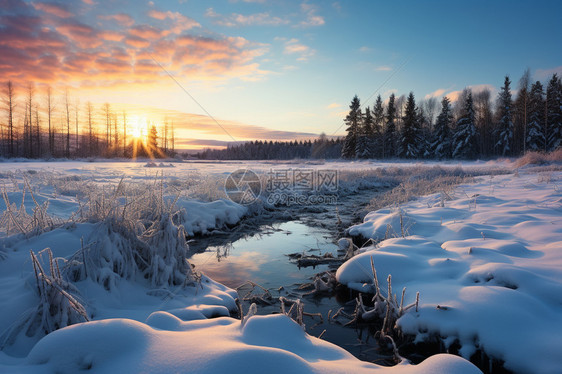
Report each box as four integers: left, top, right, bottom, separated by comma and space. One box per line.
130, 115, 147, 140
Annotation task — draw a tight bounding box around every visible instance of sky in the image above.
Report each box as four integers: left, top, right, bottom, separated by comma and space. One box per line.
1, 0, 561, 151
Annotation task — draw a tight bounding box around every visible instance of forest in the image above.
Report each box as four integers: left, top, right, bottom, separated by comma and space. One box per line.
200, 71, 561, 160
2, 70, 561, 160
0, 83, 176, 159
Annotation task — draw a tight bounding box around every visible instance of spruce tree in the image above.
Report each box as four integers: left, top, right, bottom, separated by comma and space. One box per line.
383, 93, 397, 158
526, 81, 545, 152
398, 92, 419, 158
371, 95, 385, 158
452, 90, 479, 159
356, 107, 373, 158
341, 95, 361, 158
546, 74, 561, 151
496, 75, 514, 156
431, 96, 453, 159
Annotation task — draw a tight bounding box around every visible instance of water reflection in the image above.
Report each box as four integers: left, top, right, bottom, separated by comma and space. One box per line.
188, 221, 390, 365
189, 221, 338, 289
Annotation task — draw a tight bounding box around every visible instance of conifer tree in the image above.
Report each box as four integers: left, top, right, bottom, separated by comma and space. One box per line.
398, 92, 419, 158
496, 75, 514, 156
546, 74, 561, 151
371, 95, 384, 158
341, 95, 361, 158
452, 90, 479, 159
431, 96, 453, 159
383, 93, 397, 158
526, 81, 545, 152
356, 107, 372, 158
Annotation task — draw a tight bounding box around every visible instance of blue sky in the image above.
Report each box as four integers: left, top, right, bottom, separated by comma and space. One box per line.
1, 0, 561, 149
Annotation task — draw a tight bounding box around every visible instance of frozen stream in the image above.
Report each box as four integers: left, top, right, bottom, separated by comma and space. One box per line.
189, 220, 392, 365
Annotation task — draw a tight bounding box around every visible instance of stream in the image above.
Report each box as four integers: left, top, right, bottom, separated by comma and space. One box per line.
188, 202, 395, 365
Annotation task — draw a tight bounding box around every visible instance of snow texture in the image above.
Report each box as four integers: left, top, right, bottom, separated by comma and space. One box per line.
339, 169, 562, 373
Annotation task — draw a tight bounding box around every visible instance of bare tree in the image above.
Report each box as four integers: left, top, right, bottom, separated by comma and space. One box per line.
34, 102, 41, 157
46, 86, 55, 156
171, 121, 175, 156
113, 113, 119, 155
26, 83, 34, 158
3, 81, 15, 156
474, 89, 494, 156
102, 103, 110, 153
122, 110, 127, 157
64, 89, 71, 158
74, 98, 80, 156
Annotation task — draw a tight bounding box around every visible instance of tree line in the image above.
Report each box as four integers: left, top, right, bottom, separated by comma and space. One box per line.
197, 71, 561, 161
195, 135, 343, 160
1, 81, 176, 159
342, 71, 561, 160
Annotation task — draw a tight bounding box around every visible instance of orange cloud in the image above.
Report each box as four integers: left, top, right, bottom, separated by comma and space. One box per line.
0, 1, 269, 89
32, 2, 73, 18
99, 13, 135, 27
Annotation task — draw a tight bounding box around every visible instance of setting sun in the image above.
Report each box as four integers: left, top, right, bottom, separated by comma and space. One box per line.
130, 116, 147, 141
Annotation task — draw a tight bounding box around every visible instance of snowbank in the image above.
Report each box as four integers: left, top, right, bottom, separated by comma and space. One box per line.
0, 314, 481, 374
175, 199, 248, 236
338, 170, 562, 373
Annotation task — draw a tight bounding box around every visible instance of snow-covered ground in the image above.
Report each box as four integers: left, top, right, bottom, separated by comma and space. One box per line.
339, 167, 562, 373
0, 158, 559, 373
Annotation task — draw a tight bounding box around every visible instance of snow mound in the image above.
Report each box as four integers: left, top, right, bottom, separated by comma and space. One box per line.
339, 171, 562, 373
1, 315, 481, 374
175, 199, 247, 236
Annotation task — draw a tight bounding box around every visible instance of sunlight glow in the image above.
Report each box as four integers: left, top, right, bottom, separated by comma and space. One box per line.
131, 115, 147, 140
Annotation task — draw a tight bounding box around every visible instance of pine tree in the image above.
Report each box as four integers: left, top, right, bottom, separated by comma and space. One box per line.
452, 90, 479, 159
148, 125, 158, 154
371, 95, 384, 158
398, 92, 419, 158
546, 74, 561, 151
341, 95, 361, 158
526, 81, 545, 152
496, 75, 514, 156
431, 96, 453, 159
356, 107, 373, 158
383, 93, 397, 158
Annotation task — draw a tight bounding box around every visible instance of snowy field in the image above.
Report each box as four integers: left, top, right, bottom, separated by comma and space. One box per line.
0, 157, 560, 373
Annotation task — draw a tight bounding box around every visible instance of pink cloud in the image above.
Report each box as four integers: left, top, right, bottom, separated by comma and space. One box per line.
99, 13, 135, 27
32, 2, 73, 18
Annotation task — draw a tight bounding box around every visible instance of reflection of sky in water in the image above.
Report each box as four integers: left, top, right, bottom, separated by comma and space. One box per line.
189, 221, 338, 289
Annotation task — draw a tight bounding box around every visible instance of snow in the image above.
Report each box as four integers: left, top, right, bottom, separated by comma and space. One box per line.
0, 314, 481, 374
338, 169, 562, 373
4, 159, 559, 373
176, 199, 248, 236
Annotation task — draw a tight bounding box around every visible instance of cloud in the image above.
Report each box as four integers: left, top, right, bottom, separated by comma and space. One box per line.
299, 3, 325, 27
375, 65, 392, 71
535, 66, 562, 80
99, 13, 135, 27
326, 102, 341, 109
205, 7, 290, 27
147, 9, 200, 33
358, 46, 372, 53
283, 38, 315, 61
0, 1, 270, 87
111, 104, 318, 147
32, 2, 73, 18
424, 88, 447, 100
445, 84, 497, 102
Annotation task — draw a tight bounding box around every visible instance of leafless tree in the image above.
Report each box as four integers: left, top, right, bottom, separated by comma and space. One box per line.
46, 86, 55, 156
64, 89, 71, 158
3, 81, 15, 156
